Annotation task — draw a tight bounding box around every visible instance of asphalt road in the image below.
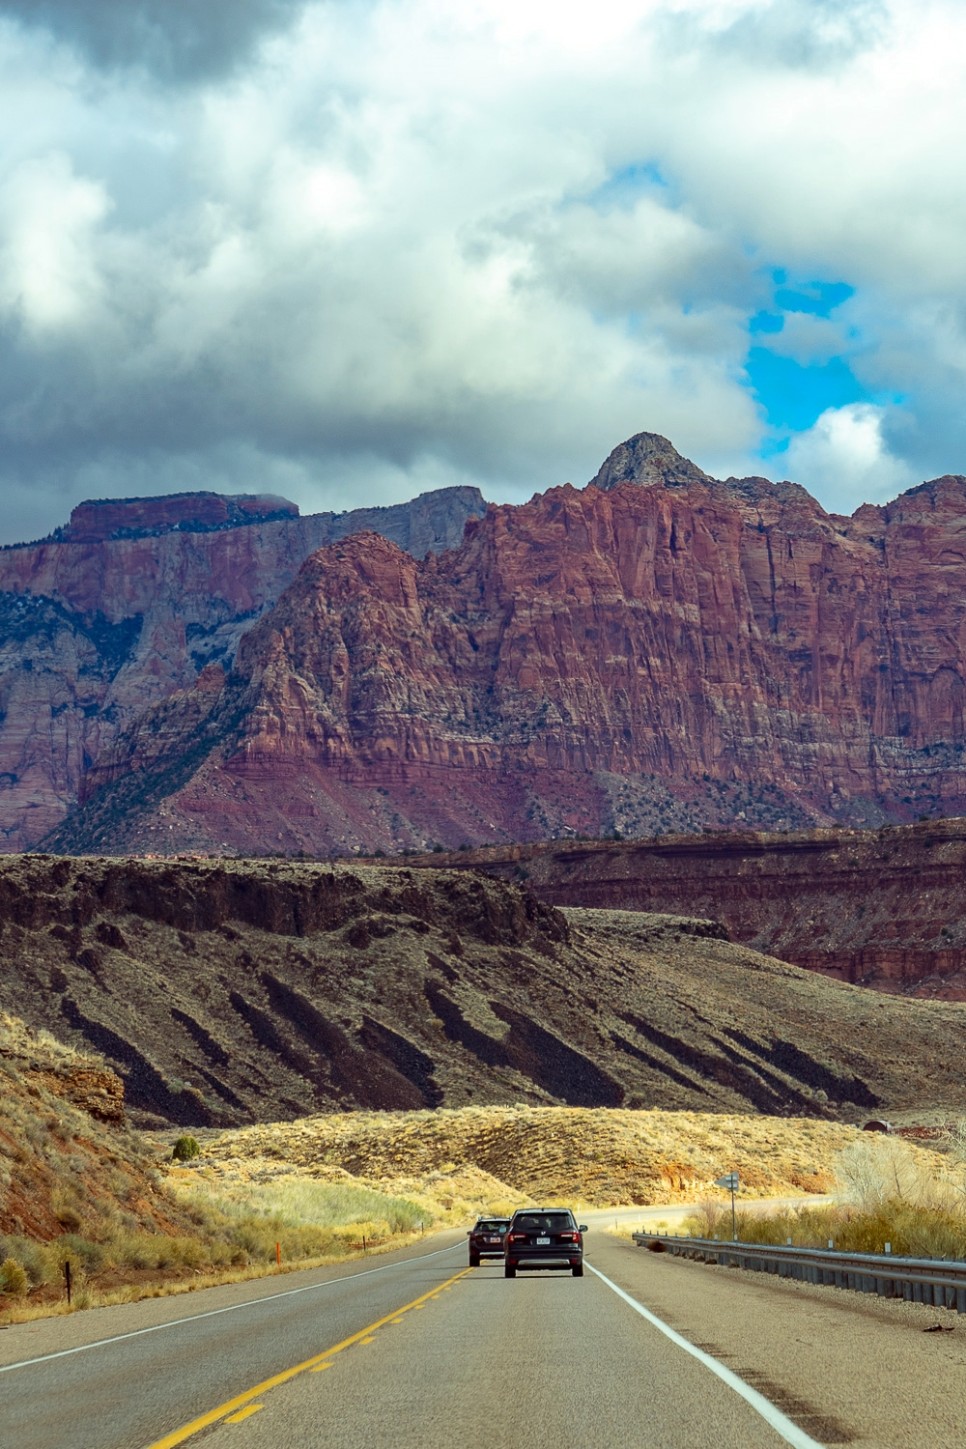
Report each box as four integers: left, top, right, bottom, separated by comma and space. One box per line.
2, 1219, 964, 1449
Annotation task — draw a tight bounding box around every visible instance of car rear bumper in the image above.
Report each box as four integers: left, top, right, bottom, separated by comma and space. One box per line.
505, 1253, 582, 1269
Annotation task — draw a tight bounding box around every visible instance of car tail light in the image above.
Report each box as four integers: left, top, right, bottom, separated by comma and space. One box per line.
508, 1232, 527, 1243
559, 1232, 579, 1242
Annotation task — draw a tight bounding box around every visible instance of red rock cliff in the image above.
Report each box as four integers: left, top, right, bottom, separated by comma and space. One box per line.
0, 486, 485, 849
49, 435, 966, 857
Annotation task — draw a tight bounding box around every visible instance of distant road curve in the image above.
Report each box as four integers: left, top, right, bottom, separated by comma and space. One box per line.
0, 1211, 955, 1449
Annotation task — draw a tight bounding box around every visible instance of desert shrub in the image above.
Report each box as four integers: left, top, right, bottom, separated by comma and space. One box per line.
0, 1258, 28, 1297
749, 1204, 835, 1243
171, 1135, 201, 1162
682, 1199, 729, 1237
59, 1235, 105, 1274
51, 1197, 83, 1233
834, 1137, 960, 1214
164, 1236, 209, 1270
113, 1233, 157, 1271
830, 1203, 966, 1259
728, 1142, 966, 1259
0, 1236, 56, 1287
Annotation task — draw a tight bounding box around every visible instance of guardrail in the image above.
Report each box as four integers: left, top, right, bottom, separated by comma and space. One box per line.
631, 1233, 966, 1313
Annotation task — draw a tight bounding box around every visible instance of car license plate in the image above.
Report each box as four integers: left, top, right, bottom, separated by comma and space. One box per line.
486, 1236, 499, 1243
536, 1236, 550, 1245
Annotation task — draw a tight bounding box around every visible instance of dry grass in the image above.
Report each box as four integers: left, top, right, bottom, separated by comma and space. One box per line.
191, 1103, 875, 1210
684, 1134, 966, 1259
0, 1012, 439, 1323
3, 1068, 959, 1323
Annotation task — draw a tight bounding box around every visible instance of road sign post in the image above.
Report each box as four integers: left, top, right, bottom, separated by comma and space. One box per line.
715, 1172, 740, 1240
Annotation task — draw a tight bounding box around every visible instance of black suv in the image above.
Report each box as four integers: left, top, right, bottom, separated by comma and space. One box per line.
503, 1208, 587, 1277
467, 1216, 511, 1266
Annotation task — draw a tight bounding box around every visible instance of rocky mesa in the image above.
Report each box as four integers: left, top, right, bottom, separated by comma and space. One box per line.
46, 432, 966, 857
0, 485, 485, 851
409, 819, 966, 1000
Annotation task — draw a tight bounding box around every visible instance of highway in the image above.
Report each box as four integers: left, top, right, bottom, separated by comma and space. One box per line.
1, 1218, 963, 1449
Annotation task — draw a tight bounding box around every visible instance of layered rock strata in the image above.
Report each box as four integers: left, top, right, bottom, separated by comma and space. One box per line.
3, 853, 964, 1127
48, 434, 966, 856
0, 486, 484, 849
413, 819, 966, 1000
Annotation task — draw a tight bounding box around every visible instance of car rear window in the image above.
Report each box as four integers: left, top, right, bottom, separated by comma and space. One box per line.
515, 1212, 574, 1230
477, 1220, 507, 1231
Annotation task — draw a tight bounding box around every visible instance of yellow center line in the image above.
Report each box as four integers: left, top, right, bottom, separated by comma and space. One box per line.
225, 1406, 262, 1425
146, 1268, 471, 1449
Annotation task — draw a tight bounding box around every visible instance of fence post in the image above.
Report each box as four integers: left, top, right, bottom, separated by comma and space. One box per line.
63, 1260, 72, 1306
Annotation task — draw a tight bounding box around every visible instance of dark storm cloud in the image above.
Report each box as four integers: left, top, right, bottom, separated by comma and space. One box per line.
2, 0, 303, 82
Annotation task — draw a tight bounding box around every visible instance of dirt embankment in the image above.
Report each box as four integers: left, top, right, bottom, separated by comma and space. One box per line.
0, 1012, 193, 1241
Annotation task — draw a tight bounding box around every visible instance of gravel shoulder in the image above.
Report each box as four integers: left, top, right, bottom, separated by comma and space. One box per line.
591, 1231, 966, 1448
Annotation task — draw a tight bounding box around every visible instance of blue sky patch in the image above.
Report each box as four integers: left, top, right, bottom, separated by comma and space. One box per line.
586, 161, 669, 210
747, 272, 862, 432
749, 309, 784, 336
772, 273, 854, 317
746, 349, 865, 432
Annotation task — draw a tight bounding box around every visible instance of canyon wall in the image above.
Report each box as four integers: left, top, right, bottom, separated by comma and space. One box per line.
0, 486, 484, 849
46, 434, 966, 857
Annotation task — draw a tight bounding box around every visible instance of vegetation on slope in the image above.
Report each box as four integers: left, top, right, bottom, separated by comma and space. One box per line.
689, 1131, 966, 1260
0, 1014, 434, 1321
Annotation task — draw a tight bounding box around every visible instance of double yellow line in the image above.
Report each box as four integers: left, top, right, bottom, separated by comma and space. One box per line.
148, 1267, 471, 1447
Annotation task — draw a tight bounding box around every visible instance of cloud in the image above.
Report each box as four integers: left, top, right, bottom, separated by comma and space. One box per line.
2, 0, 299, 83
1, 0, 966, 543
0, 152, 110, 335
783, 404, 918, 512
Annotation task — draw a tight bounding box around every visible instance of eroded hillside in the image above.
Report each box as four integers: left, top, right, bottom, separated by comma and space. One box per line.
0, 1012, 195, 1241
1, 854, 964, 1128
411, 821, 966, 999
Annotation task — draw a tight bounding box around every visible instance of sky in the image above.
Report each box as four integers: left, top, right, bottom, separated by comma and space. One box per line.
1, 0, 965, 544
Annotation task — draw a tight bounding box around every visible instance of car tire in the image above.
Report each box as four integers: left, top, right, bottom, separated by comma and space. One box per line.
572, 1264, 583, 1277
469, 1253, 480, 1267
504, 1264, 516, 1278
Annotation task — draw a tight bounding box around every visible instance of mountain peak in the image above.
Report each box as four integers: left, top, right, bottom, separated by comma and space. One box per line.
587, 432, 710, 492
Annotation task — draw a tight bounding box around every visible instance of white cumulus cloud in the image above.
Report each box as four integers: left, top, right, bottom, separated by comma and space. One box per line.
784, 404, 918, 513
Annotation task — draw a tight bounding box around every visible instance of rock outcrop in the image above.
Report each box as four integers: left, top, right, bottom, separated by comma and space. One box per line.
46, 433, 966, 857
402, 820, 966, 1000
0, 485, 485, 850
62, 492, 300, 543
3, 853, 965, 1127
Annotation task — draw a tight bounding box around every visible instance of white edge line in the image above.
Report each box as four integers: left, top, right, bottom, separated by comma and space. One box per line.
0, 1242, 461, 1376
587, 1263, 825, 1449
